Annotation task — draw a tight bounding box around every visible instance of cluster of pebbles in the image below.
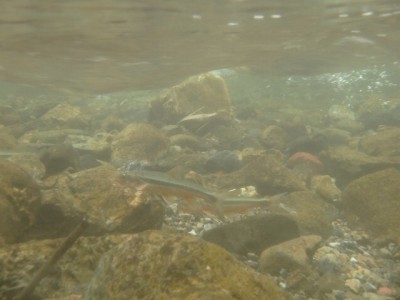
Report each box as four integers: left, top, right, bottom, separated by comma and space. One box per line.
162, 203, 400, 300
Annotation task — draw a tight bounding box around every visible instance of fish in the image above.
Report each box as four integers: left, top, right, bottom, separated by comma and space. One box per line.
126, 170, 220, 205
124, 170, 283, 218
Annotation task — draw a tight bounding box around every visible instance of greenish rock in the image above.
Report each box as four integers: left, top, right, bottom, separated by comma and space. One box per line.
0, 234, 129, 299
268, 191, 338, 238
202, 214, 299, 255
85, 230, 289, 300
111, 123, 169, 163
343, 168, 400, 243
358, 126, 400, 159
0, 159, 41, 245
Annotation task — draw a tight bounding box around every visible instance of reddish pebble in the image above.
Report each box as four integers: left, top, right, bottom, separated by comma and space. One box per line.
377, 286, 394, 296
287, 152, 323, 172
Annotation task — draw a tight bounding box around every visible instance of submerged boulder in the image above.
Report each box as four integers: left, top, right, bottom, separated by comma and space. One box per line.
85, 230, 289, 300
148, 72, 232, 125
0, 234, 129, 299
343, 168, 400, 243
111, 123, 169, 163
202, 214, 299, 255
0, 160, 41, 245
37, 164, 164, 239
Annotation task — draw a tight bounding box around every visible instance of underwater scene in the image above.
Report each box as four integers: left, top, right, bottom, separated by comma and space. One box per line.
1, 1, 400, 299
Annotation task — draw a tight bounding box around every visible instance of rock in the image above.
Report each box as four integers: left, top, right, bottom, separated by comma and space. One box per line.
204, 150, 242, 173
39, 143, 80, 176
148, 72, 232, 125
343, 168, 400, 243
310, 175, 342, 203
111, 123, 169, 163
0, 105, 21, 125
320, 146, 397, 186
268, 191, 338, 237
8, 154, 46, 180
358, 127, 400, 159
65, 133, 112, 160
178, 110, 233, 135
100, 114, 126, 132
36, 164, 164, 239
287, 152, 324, 181
208, 152, 306, 195
19, 128, 86, 144
261, 125, 289, 151
357, 97, 400, 128
0, 234, 129, 299
202, 214, 299, 255
0, 131, 17, 150
0, 160, 41, 245
169, 133, 204, 151
345, 278, 361, 294
313, 246, 349, 274
41, 103, 88, 128
85, 230, 289, 300
259, 235, 322, 276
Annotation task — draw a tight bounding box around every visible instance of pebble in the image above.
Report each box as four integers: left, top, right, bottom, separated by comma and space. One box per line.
162, 200, 400, 300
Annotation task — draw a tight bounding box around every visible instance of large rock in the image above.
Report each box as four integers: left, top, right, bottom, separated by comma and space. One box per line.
0, 234, 129, 299
208, 151, 306, 195
268, 191, 339, 238
202, 214, 299, 255
343, 168, 400, 243
85, 230, 289, 300
358, 126, 400, 160
41, 103, 88, 129
259, 235, 322, 275
148, 72, 232, 125
0, 160, 41, 245
320, 146, 397, 186
36, 164, 164, 239
111, 123, 169, 163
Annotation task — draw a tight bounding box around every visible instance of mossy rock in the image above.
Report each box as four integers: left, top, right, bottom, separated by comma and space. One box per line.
343, 168, 400, 243
111, 123, 169, 162
85, 230, 289, 300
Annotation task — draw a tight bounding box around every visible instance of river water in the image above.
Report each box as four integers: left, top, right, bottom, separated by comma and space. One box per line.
1, 0, 400, 97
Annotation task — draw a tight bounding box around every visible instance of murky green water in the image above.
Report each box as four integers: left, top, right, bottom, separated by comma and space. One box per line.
1, 0, 399, 98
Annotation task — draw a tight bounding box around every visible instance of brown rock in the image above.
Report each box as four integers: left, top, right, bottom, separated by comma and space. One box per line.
111, 123, 169, 163
36, 164, 164, 239
148, 72, 232, 125
85, 230, 289, 300
0, 234, 129, 299
209, 151, 306, 195
202, 214, 299, 255
0, 160, 41, 245
358, 126, 400, 159
41, 103, 88, 128
261, 125, 289, 151
320, 146, 396, 186
268, 191, 338, 237
259, 235, 322, 275
343, 168, 400, 243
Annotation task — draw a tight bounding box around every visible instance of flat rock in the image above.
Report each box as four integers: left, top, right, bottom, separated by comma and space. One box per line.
85, 230, 289, 300
202, 214, 299, 255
